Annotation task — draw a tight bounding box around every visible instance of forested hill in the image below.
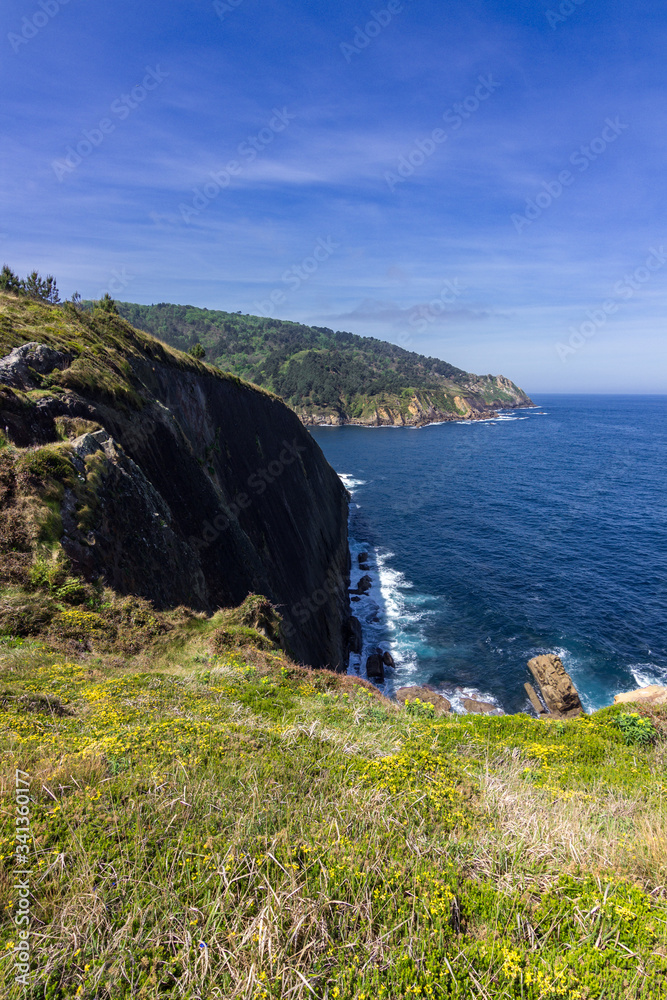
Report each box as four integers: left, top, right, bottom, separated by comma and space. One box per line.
115, 301, 533, 426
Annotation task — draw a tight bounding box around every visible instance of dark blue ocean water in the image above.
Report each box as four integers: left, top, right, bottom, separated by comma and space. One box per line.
311, 396, 667, 713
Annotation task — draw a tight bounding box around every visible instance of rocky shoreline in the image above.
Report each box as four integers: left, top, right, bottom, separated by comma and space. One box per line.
394, 653, 667, 719
302, 398, 534, 429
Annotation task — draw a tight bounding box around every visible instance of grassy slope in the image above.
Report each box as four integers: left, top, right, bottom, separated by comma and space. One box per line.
0, 295, 272, 405
1, 625, 666, 1000
112, 302, 531, 423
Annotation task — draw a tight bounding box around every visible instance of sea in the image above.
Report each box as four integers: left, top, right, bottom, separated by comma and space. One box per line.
310, 395, 667, 714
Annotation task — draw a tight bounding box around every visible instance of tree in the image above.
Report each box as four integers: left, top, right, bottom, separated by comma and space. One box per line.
96, 292, 118, 314
21, 270, 60, 304
0, 264, 21, 294
188, 343, 206, 360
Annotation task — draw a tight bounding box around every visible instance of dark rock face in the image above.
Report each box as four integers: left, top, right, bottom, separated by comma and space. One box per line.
344, 616, 363, 656
358, 552, 369, 565
382, 650, 395, 668
366, 652, 384, 682
0, 343, 350, 670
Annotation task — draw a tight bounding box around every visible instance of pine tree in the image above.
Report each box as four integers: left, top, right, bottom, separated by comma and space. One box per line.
0, 264, 22, 294
21, 270, 60, 304
96, 292, 119, 314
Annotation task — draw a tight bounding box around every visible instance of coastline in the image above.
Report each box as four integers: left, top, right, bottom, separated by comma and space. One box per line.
304, 399, 535, 430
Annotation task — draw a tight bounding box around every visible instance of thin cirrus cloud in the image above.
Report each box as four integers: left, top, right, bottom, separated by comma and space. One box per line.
1, 0, 667, 391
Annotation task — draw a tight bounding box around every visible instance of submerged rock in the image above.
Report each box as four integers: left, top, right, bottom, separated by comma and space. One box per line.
527, 654, 583, 718
614, 685, 667, 706
396, 686, 450, 715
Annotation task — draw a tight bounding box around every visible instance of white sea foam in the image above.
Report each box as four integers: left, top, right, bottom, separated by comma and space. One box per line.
447, 686, 504, 715
629, 662, 667, 689
346, 535, 439, 691
339, 474, 367, 492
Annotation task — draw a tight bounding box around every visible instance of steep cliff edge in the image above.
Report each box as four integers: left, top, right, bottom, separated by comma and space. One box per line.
0, 294, 349, 669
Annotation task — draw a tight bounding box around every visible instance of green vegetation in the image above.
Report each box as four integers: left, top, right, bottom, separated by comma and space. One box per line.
1, 272, 663, 998
113, 302, 531, 423
0, 621, 666, 999
614, 712, 658, 747
0, 290, 266, 411
0, 267, 60, 305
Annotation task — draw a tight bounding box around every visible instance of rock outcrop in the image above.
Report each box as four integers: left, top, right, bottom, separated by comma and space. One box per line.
344, 616, 363, 656
396, 686, 451, 715
527, 654, 583, 718
524, 682, 548, 718
614, 686, 667, 706
0, 299, 350, 670
463, 697, 500, 715
366, 652, 384, 682
382, 650, 395, 668
0, 341, 72, 390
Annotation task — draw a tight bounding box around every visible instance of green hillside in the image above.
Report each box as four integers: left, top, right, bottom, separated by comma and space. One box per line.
115, 302, 532, 426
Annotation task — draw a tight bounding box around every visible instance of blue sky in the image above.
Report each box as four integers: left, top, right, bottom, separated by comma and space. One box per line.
2, 0, 666, 392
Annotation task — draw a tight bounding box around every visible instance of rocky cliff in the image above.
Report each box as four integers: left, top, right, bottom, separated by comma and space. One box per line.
0, 294, 350, 669
297, 375, 530, 428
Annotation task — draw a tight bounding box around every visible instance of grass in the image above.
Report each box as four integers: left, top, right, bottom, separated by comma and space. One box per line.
0, 292, 278, 411
0, 624, 666, 999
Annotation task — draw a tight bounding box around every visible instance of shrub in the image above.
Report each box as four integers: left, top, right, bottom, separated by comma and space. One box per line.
405, 697, 436, 719
51, 607, 116, 643
210, 625, 274, 654
614, 712, 657, 746
0, 591, 55, 636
